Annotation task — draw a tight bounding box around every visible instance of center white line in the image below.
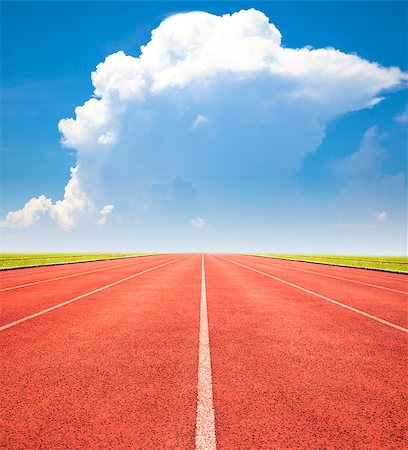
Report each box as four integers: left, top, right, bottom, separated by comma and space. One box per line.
196, 254, 217, 450
0, 257, 184, 332
219, 256, 408, 335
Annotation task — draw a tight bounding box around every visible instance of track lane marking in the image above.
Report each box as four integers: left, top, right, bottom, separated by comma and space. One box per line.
239, 256, 408, 295
219, 256, 408, 334
0, 257, 165, 292
250, 256, 408, 282
0, 257, 184, 332
195, 254, 217, 449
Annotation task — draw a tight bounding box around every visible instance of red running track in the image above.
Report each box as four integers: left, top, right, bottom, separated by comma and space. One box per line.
1, 254, 407, 448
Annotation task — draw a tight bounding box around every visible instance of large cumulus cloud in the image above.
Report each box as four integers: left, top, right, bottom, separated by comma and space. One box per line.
2, 9, 406, 234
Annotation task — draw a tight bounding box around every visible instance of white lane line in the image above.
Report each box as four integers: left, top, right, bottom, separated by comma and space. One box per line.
0, 257, 184, 332
0, 257, 160, 292
219, 256, 408, 335
239, 257, 408, 295
253, 256, 408, 282
196, 254, 217, 450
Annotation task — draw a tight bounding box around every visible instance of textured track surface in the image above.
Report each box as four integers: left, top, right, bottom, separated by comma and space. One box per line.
1, 255, 200, 448
206, 255, 407, 448
1, 254, 406, 448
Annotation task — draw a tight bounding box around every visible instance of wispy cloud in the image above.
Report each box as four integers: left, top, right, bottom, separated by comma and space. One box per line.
395, 105, 408, 123
376, 210, 387, 221
192, 114, 208, 129
331, 126, 387, 180
330, 126, 405, 226
98, 204, 115, 225
190, 217, 206, 229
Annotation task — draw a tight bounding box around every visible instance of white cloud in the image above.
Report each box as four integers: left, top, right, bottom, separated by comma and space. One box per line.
3, 9, 407, 234
98, 204, 115, 225
58, 9, 406, 150
190, 217, 206, 229
0, 195, 52, 228
98, 130, 117, 145
50, 166, 92, 229
100, 204, 115, 215
59, 98, 112, 150
1, 167, 92, 230
395, 105, 408, 123
377, 210, 387, 221
192, 114, 208, 129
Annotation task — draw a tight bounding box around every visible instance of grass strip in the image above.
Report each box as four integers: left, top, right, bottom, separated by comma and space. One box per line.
0, 253, 148, 269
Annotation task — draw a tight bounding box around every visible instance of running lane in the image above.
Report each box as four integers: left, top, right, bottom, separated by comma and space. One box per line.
248, 255, 408, 289
0, 254, 180, 327
1, 254, 200, 448
225, 254, 407, 329
0, 254, 161, 289
205, 254, 407, 448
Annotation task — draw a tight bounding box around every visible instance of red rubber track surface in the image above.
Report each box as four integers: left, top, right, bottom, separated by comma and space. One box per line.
0, 254, 162, 288
1, 254, 200, 448
206, 255, 407, 449
227, 254, 408, 329
1, 253, 406, 448
251, 255, 408, 286
0, 255, 182, 326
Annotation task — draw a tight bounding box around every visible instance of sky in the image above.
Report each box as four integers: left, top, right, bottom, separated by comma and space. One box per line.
0, 1, 407, 254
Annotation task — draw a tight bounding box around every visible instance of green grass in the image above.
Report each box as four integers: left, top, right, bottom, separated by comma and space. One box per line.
254, 254, 408, 273
0, 253, 148, 269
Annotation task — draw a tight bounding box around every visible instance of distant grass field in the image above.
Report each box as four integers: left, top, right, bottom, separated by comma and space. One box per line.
255, 254, 408, 273
0, 253, 147, 269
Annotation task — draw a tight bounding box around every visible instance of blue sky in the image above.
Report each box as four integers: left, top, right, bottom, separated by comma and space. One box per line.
1, 1, 407, 253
